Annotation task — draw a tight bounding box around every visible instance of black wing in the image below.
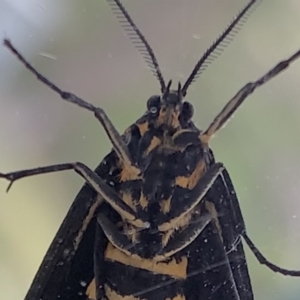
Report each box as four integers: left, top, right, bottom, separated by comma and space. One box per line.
24, 177, 100, 300
211, 169, 254, 300
23, 152, 120, 300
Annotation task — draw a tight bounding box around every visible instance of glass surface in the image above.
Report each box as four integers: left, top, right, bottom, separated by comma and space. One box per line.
1, 1, 300, 299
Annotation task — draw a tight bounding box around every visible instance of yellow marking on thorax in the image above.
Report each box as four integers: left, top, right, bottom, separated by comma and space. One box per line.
105, 243, 188, 279
139, 192, 148, 209
145, 136, 161, 155
161, 229, 174, 247
122, 191, 136, 211
129, 229, 138, 244
166, 295, 186, 300
159, 211, 193, 233
157, 108, 166, 126
87, 280, 186, 300
175, 159, 206, 189
119, 165, 141, 182
171, 109, 180, 129
136, 122, 149, 136
123, 222, 139, 244
86, 279, 185, 300
105, 285, 144, 300
160, 196, 172, 213
86, 279, 96, 300
157, 107, 181, 128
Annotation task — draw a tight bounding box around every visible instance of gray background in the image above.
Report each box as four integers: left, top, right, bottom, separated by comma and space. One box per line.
1, 0, 300, 299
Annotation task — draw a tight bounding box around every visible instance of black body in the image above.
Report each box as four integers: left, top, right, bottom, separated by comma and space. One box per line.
23, 113, 253, 300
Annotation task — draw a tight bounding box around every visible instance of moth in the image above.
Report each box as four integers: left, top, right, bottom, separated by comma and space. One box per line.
2, 0, 300, 299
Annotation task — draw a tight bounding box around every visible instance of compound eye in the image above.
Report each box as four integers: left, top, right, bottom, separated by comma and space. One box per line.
147, 95, 161, 116
181, 101, 194, 121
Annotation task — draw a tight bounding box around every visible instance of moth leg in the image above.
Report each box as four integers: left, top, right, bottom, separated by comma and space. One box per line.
158, 212, 212, 259
97, 163, 224, 258
3, 39, 139, 174
200, 48, 300, 143
97, 210, 211, 260
222, 168, 300, 277
97, 213, 134, 254
159, 162, 224, 231
242, 233, 300, 276
156, 162, 224, 259
0, 162, 147, 228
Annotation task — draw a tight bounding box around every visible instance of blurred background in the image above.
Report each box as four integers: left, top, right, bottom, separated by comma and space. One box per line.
1, 0, 300, 299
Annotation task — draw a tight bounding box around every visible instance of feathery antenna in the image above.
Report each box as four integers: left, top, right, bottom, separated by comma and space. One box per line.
181, 0, 259, 96
107, 0, 166, 92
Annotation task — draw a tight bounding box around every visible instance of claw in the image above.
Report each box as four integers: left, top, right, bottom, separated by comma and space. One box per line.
6, 180, 14, 193
0, 173, 14, 192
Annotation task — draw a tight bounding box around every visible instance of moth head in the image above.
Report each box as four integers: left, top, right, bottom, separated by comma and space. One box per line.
146, 80, 194, 129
